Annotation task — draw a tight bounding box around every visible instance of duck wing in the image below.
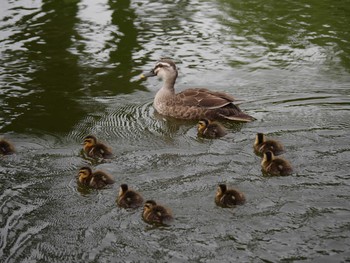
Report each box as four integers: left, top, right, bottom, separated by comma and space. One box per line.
177, 88, 237, 109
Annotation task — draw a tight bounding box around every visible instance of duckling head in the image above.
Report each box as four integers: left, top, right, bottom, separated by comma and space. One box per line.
141, 59, 178, 81
263, 151, 274, 162
217, 184, 227, 195
197, 119, 210, 134
83, 135, 97, 149
119, 184, 129, 197
144, 200, 157, 212
255, 133, 266, 145
78, 166, 92, 183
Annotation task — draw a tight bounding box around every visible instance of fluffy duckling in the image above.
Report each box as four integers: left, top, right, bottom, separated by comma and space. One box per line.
261, 151, 292, 176
254, 133, 284, 156
82, 135, 113, 159
197, 119, 227, 138
78, 167, 115, 189
0, 139, 15, 155
142, 200, 173, 225
215, 184, 246, 208
117, 184, 144, 209
141, 59, 255, 122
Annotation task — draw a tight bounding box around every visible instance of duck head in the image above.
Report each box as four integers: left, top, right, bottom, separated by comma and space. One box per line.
141, 59, 178, 81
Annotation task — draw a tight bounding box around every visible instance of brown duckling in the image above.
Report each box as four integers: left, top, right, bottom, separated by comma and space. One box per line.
78, 167, 115, 189
117, 184, 144, 209
82, 135, 113, 159
0, 139, 15, 155
197, 119, 227, 138
254, 133, 284, 156
261, 151, 292, 176
142, 200, 173, 225
0, 138, 15, 155
215, 184, 246, 208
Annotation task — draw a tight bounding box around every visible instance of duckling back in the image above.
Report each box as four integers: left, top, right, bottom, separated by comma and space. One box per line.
89, 171, 115, 189
87, 144, 113, 159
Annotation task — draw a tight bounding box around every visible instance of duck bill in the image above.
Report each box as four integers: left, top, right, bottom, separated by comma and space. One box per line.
140, 71, 156, 79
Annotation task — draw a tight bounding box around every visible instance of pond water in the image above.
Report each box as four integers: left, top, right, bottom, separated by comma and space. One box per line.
1, 0, 350, 262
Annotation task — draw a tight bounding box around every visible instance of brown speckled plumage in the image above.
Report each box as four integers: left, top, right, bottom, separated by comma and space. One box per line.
215, 184, 246, 208
197, 119, 227, 138
0, 139, 15, 155
78, 167, 115, 189
261, 151, 292, 176
117, 184, 144, 209
142, 200, 173, 225
82, 135, 113, 159
141, 59, 255, 122
254, 133, 284, 156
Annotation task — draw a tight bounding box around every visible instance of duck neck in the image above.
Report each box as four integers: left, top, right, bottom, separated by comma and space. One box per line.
156, 79, 176, 101
162, 77, 176, 94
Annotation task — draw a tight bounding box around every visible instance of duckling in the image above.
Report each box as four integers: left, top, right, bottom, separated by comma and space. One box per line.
117, 184, 144, 209
261, 151, 292, 176
82, 135, 113, 159
197, 119, 227, 138
0, 139, 15, 155
254, 133, 284, 156
78, 167, 115, 189
142, 200, 173, 225
215, 184, 246, 208
141, 59, 255, 122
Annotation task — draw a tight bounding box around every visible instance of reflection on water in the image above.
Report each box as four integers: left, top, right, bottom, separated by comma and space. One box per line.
1, 0, 350, 262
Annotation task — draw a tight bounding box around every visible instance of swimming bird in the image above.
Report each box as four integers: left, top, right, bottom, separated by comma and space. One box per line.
82, 135, 113, 159
78, 167, 115, 189
197, 118, 227, 138
0, 139, 15, 155
117, 184, 144, 209
142, 200, 173, 225
261, 151, 292, 176
215, 184, 246, 208
254, 133, 284, 156
141, 59, 255, 122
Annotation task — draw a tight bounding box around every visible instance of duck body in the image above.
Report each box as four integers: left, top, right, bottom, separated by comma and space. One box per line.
142, 200, 173, 225
78, 167, 115, 189
261, 151, 292, 176
215, 184, 246, 208
142, 59, 255, 122
197, 118, 227, 138
117, 184, 144, 208
83, 135, 113, 159
254, 133, 284, 156
0, 139, 15, 155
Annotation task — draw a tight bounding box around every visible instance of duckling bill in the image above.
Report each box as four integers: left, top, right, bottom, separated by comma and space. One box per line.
141, 59, 255, 122
197, 119, 227, 138
117, 184, 144, 209
261, 151, 292, 176
142, 200, 173, 225
82, 135, 113, 159
254, 133, 284, 156
78, 167, 115, 189
215, 184, 246, 208
0, 139, 15, 155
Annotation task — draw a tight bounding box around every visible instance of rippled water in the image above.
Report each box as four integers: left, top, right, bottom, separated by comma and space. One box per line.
1, 0, 350, 262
